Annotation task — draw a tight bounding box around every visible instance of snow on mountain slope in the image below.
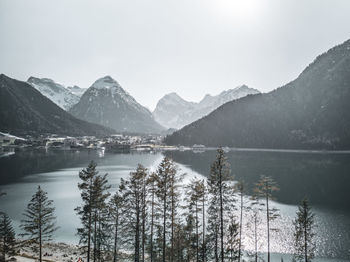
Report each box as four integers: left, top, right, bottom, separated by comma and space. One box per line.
153, 85, 260, 129
27, 77, 80, 111
66, 85, 87, 97
70, 76, 164, 134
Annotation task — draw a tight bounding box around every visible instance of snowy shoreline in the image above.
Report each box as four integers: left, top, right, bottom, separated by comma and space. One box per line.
15, 242, 83, 262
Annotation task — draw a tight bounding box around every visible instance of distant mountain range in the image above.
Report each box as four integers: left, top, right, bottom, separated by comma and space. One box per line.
0, 74, 113, 136
153, 85, 260, 129
27, 77, 86, 110
165, 39, 350, 150
69, 76, 164, 134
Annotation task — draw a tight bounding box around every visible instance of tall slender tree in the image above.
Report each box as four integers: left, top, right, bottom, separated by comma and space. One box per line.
254, 175, 280, 262
75, 161, 110, 262
208, 148, 232, 262
109, 192, 123, 262
246, 195, 263, 262
293, 198, 316, 262
147, 172, 159, 262
186, 178, 205, 262
234, 181, 247, 262
155, 157, 179, 262
20, 186, 58, 262
225, 215, 240, 262
0, 212, 16, 262
91, 173, 111, 262
119, 164, 148, 262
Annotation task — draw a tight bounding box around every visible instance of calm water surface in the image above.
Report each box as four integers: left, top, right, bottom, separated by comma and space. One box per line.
0, 149, 349, 261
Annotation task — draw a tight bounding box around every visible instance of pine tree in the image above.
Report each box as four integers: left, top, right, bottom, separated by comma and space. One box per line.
246, 195, 263, 262
186, 178, 206, 262
254, 175, 280, 262
109, 192, 123, 262
234, 181, 247, 262
208, 148, 232, 262
20, 186, 58, 262
293, 198, 316, 262
225, 215, 240, 262
75, 161, 110, 262
0, 212, 16, 262
119, 164, 148, 262
147, 172, 159, 262
155, 157, 179, 262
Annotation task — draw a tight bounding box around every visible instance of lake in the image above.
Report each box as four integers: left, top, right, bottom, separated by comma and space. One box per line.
0, 149, 349, 261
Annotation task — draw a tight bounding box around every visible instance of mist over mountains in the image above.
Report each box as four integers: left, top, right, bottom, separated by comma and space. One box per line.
153, 85, 259, 129
1, 39, 350, 146
165, 39, 350, 150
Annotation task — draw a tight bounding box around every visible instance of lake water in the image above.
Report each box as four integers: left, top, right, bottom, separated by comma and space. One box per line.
0, 149, 349, 261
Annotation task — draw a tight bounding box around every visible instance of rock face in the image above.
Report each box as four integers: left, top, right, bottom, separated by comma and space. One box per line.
66, 85, 87, 97
165, 39, 350, 150
153, 85, 260, 129
27, 77, 80, 111
0, 74, 114, 136
70, 76, 164, 134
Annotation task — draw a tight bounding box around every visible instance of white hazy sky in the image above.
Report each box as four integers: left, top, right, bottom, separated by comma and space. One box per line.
0, 0, 349, 110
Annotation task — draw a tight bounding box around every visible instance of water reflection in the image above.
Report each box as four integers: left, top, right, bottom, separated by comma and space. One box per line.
165, 150, 350, 209
0, 150, 349, 260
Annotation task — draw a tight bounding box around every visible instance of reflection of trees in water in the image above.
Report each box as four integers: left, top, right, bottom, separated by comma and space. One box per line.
164, 150, 350, 209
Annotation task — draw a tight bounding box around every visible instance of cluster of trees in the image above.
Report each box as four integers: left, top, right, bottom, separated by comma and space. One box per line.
0, 186, 58, 262
0, 148, 317, 262
74, 148, 317, 262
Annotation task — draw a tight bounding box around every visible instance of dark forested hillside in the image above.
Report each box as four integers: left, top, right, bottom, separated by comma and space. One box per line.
165, 39, 350, 149
0, 74, 114, 136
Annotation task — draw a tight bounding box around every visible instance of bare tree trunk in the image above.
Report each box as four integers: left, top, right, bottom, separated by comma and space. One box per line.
93, 211, 97, 262
150, 187, 155, 262
219, 165, 224, 262
113, 211, 118, 262
215, 223, 219, 262
196, 201, 199, 262
202, 191, 206, 262
39, 221, 42, 262
304, 220, 307, 262
163, 184, 167, 262
238, 189, 243, 262
135, 199, 140, 262
254, 214, 258, 262
266, 191, 270, 262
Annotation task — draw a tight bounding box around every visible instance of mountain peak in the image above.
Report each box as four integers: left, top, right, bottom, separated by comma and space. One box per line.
92, 75, 121, 90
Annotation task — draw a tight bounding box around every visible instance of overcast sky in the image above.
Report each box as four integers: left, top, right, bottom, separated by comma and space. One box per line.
0, 0, 349, 110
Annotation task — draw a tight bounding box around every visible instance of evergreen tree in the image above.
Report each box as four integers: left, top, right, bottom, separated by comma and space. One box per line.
186, 178, 206, 262
147, 172, 159, 262
225, 215, 240, 262
207, 148, 232, 262
119, 164, 148, 262
155, 157, 179, 262
234, 181, 247, 262
246, 195, 263, 262
0, 212, 16, 262
91, 173, 111, 262
254, 175, 280, 262
293, 198, 316, 262
109, 192, 123, 262
75, 161, 110, 262
20, 186, 58, 262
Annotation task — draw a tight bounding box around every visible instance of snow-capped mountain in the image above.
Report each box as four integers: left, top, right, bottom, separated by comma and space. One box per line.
69, 76, 164, 134
66, 85, 87, 97
27, 77, 80, 111
153, 85, 260, 129
0, 74, 113, 136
